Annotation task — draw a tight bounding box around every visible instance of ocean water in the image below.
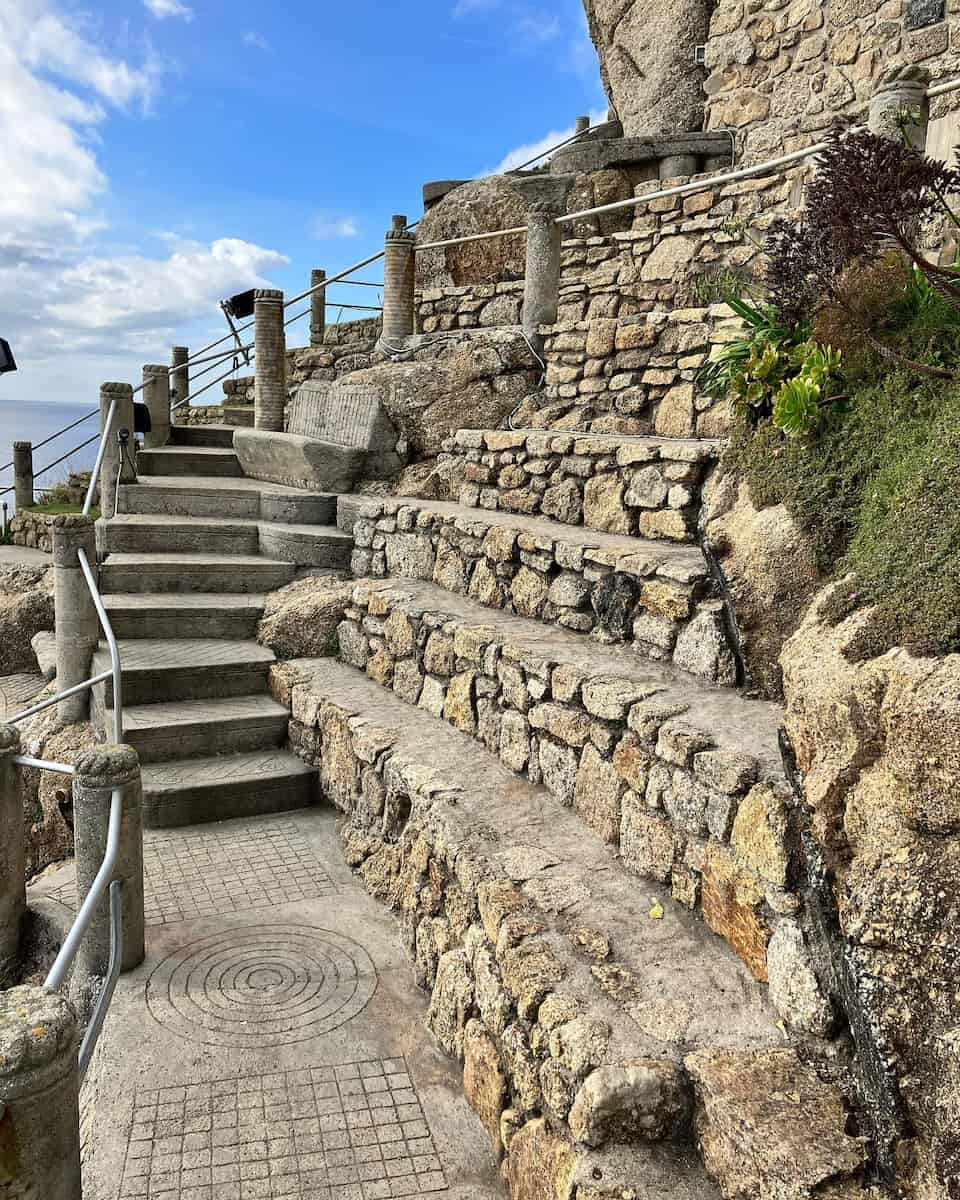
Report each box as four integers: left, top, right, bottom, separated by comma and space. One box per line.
0, 399, 100, 512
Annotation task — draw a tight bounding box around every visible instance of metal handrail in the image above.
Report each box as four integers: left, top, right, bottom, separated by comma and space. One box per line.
78, 547, 122, 743
10, 671, 112, 725
13, 755, 76, 775
78, 879, 123, 1081
84, 393, 117, 514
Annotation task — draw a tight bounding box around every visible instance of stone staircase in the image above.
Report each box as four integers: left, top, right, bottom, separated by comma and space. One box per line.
87, 419, 865, 1196
96, 422, 353, 828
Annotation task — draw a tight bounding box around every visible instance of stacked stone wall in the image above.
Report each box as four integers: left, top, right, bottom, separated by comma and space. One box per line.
416, 282, 524, 333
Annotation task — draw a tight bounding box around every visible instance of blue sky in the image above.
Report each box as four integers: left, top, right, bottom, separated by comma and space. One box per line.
1, 0, 605, 411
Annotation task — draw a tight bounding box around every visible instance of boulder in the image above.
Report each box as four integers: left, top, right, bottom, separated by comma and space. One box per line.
0, 564, 54, 675
582, 0, 713, 138
416, 176, 529, 289
343, 330, 540, 458
256, 577, 355, 659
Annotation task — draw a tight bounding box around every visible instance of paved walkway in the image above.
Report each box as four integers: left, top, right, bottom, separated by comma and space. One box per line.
0, 672, 45, 719
0, 544, 50, 565
30, 810, 503, 1200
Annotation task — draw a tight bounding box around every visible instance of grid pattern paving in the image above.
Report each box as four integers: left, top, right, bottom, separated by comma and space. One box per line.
119, 1059, 448, 1199
50, 821, 338, 926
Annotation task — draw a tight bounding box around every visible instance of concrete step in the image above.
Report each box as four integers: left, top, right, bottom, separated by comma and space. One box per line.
140, 748, 315, 828
100, 553, 296, 595
119, 476, 337, 524
169, 423, 236, 449
223, 404, 254, 428
339, 496, 735, 684
446, 427, 721, 545
101, 514, 260, 556
137, 445, 242, 478
103, 694, 290, 763
277, 658, 843, 1168
92, 638, 275, 706
102, 593, 265, 640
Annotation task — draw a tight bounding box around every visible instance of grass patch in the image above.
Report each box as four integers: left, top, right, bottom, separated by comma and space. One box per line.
23, 502, 101, 518
727, 368, 960, 658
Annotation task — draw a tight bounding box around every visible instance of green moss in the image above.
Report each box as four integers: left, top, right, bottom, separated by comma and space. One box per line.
24, 502, 101, 518
727, 370, 960, 657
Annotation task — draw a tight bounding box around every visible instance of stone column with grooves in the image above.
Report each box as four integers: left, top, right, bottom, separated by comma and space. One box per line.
73, 745, 145, 976
522, 200, 563, 353
254, 288, 287, 432
0, 724, 24, 987
310, 269, 327, 347
142, 363, 170, 450
868, 65, 930, 149
381, 216, 416, 343
98, 382, 135, 521
171, 345, 190, 413
575, 115, 591, 135
659, 153, 699, 179
51, 514, 98, 726
0, 986, 81, 1200
13, 441, 33, 512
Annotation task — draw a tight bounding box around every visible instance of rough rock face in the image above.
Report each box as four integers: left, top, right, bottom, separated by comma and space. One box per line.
256, 576, 354, 659
0, 564, 54, 675
704, 473, 820, 701
343, 330, 540, 458
416, 177, 530, 290
781, 591, 960, 1197
18, 704, 98, 879
582, 0, 712, 139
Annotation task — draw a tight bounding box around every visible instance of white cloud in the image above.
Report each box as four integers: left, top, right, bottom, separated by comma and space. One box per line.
242, 31, 271, 50
311, 213, 360, 239
144, 0, 193, 20
489, 107, 608, 173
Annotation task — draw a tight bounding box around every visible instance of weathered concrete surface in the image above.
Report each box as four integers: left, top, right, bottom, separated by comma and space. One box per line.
77, 809, 504, 1200
704, 473, 821, 700
781, 591, 960, 1198
234, 428, 366, 493
582, 0, 712, 138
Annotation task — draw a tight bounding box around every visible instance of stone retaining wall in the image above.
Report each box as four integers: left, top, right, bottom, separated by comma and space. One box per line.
437, 429, 717, 544
416, 282, 524, 333
9, 511, 54, 553
173, 404, 226, 426
347, 498, 736, 681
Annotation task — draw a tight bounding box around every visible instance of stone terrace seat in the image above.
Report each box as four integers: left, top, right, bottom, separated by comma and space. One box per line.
234, 381, 402, 493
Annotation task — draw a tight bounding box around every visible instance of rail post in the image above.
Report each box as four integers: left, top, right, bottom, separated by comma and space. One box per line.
254, 288, 287, 432
51, 515, 99, 726
142, 363, 170, 449
13, 440, 33, 511
869, 65, 930, 149
0, 723, 24, 987
310, 269, 327, 347
73, 746, 145, 976
575, 114, 591, 135
522, 199, 563, 354
659, 153, 699, 179
0, 985, 82, 1200
98, 382, 135, 521
382, 215, 416, 343
171, 345, 190, 411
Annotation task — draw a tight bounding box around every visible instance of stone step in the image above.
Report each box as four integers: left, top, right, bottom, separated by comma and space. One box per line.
119, 476, 337, 524
222, 404, 254, 428
100, 694, 290, 763
139, 748, 315, 828
275, 658, 862, 1187
336, 575, 785, 980
100, 553, 296, 595
443, 428, 722, 545
92, 638, 275, 706
341, 496, 737, 685
137, 445, 242, 478
169, 423, 236, 449
101, 514, 260, 556
102, 593, 265, 641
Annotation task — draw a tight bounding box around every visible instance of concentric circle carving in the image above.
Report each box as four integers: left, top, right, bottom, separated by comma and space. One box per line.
145, 924, 378, 1047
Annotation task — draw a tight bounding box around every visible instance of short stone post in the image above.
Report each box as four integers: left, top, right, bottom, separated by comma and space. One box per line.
99, 382, 135, 521
51, 515, 98, 726
142, 363, 170, 450
0, 724, 24, 987
869, 65, 930, 150
381, 215, 416, 343
73, 746, 145, 976
522, 200, 563, 353
13, 440, 33, 511
659, 153, 699, 179
0, 986, 82, 1200
310, 269, 327, 347
171, 345, 190, 412
254, 288, 287, 432
575, 115, 591, 135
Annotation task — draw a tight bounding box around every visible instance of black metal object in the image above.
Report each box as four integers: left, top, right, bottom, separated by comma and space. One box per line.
133, 402, 152, 435
224, 289, 256, 320
0, 338, 17, 375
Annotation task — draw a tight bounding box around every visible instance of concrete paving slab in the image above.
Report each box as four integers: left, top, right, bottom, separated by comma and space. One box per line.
71, 809, 503, 1200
